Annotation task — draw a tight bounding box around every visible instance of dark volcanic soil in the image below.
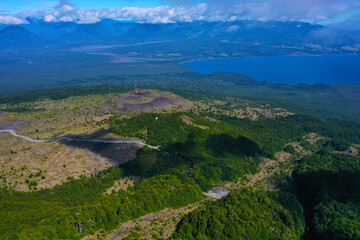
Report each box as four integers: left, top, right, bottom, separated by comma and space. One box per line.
0, 121, 31, 131
106, 90, 190, 113
117, 96, 182, 113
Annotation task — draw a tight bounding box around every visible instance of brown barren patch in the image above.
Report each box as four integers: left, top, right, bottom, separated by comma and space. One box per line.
107, 90, 193, 114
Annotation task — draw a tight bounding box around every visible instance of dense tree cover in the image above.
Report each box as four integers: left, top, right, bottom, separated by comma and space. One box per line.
108, 112, 360, 159
172, 188, 305, 240
283, 145, 297, 154
0, 166, 204, 239
217, 114, 360, 157
128, 147, 259, 191
109, 112, 360, 240
109, 113, 261, 153
108, 113, 192, 147
292, 150, 360, 239
111, 113, 263, 190
163, 112, 359, 240
313, 201, 360, 239
0, 113, 263, 239
0, 84, 205, 106
171, 137, 360, 240
109, 112, 360, 239
1, 99, 360, 239
0, 85, 131, 105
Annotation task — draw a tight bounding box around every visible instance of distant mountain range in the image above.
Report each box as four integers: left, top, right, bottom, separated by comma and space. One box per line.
0, 25, 40, 47
1, 19, 360, 49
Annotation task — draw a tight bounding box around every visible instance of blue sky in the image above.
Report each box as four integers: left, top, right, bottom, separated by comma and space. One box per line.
2, 0, 171, 13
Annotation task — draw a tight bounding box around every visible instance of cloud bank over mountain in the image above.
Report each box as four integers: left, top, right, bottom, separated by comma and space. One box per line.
1, 0, 359, 28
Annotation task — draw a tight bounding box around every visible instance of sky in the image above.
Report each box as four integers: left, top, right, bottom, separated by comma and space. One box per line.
0, 0, 359, 28
1, 0, 167, 13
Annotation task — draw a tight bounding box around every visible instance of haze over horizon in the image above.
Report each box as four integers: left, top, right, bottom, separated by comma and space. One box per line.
0, 0, 359, 29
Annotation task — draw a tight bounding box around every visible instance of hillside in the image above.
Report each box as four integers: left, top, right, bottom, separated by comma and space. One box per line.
106, 89, 192, 113
0, 88, 359, 239
0, 25, 40, 48
0, 90, 294, 191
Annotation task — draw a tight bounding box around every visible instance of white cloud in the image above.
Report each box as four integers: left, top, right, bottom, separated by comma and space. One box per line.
59, 15, 73, 22
44, 14, 55, 22
0, 0, 359, 26
226, 25, 239, 33
0, 15, 28, 24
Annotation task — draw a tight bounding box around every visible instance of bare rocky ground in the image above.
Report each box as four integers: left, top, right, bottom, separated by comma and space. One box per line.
0, 133, 141, 191
303, 133, 325, 144
303, 133, 360, 157
0, 121, 31, 131
181, 115, 209, 129
0, 94, 143, 191
335, 145, 359, 157
104, 176, 140, 195
106, 90, 193, 114
226, 136, 313, 192
196, 97, 294, 121
83, 199, 210, 240
0, 91, 192, 191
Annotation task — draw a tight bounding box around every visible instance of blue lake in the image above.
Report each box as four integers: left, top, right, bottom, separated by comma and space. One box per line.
183, 55, 360, 85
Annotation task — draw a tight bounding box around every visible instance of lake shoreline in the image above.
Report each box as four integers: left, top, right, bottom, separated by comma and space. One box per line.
182, 54, 360, 86
180, 53, 360, 64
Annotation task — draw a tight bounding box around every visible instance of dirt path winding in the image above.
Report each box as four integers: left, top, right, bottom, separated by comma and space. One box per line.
0, 129, 159, 149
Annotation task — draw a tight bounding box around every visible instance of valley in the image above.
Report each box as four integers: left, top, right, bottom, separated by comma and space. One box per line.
1, 20, 360, 97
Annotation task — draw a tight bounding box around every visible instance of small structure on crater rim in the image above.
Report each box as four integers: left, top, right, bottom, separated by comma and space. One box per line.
133, 88, 144, 94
